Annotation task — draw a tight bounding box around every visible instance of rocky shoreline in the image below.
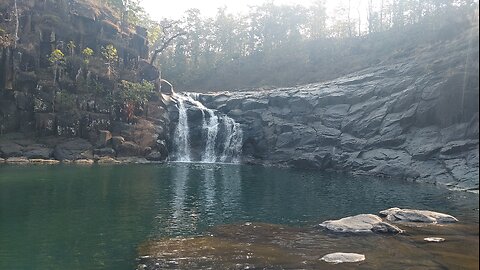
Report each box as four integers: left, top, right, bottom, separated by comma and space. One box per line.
194, 26, 479, 193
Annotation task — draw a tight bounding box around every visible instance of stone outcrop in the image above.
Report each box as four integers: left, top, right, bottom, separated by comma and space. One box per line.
198, 26, 479, 192
320, 253, 366, 264
319, 214, 403, 234
379, 208, 458, 224
0, 0, 170, 162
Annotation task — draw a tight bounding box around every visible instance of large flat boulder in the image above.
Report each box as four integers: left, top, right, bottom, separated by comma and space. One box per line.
319, 214, 403, 234
379, 208, 458, 223
321, 253, 365, 264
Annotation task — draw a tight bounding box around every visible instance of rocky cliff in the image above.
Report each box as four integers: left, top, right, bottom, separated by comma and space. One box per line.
0, 0, 170, 163
198, 25, 479, 192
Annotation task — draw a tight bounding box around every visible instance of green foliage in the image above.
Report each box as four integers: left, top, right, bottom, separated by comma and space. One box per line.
82, 47, 94, 64
55, 91, 77, 112
101, 44, 118, 62
116, 80, 155, 105
48, 49, 65, 65
156, 1, 477, 91
101, 44, 118, 78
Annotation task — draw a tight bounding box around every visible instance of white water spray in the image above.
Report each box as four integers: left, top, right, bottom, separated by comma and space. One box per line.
220, 117, 243, 163
14, 0, 19, 48
173, 96, 192, 162
172, 93, 243, 164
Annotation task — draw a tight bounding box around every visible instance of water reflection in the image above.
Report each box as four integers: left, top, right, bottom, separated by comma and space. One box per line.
0, 164, 478, 270
161, 163, 244, 236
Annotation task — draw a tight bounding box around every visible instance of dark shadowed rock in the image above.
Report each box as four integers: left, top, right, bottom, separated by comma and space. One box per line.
23, 144, 53, 159
54, 138, 93, 161
93, 148, 116, 158
116, 141, 145, 157
96, 130, 112, 148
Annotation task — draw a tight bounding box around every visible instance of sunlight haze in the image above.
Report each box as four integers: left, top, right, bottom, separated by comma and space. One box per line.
142, 0, 345, 20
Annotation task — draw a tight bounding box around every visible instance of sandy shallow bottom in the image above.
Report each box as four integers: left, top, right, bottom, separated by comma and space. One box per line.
137, 221, 479, 269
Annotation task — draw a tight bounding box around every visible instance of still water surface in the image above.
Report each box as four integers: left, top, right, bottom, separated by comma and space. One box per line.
0, 163, 478, 269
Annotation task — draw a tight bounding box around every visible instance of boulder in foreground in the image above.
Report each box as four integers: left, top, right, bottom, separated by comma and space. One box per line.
319, 214, 403, 234
320, 253, 366, 264
379, 208, 458, 223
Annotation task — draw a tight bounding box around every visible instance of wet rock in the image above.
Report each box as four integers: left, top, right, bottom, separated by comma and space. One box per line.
5, 157, 29, 163
74, 159, 95, 165
320, 253, 366, 264
23, 144, 53, 159
29, 159, 60, 165
146, 151, 166, 161
93, 148, 116, 158
379, 208, 458, 223
97, 157, 121, 164
319, 214, 402, 234
0, 142, 23, 158
54, 138, 93, 161
118, 157, 151, 164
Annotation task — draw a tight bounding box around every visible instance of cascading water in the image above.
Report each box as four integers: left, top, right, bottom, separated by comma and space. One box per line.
220, 117, 243, 163
173, 96, 192, 162
202, 109, 219, 163
13, 0, 19, 48
172, 93, 243, 164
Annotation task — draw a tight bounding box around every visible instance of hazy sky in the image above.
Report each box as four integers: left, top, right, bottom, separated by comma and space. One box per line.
141, 0, 346, 20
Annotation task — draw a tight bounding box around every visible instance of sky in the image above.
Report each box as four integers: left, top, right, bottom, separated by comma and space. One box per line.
141, 0, 344, 21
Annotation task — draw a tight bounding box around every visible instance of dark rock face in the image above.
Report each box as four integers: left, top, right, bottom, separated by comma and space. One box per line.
54, 138, 93, 161
199, 28, 479, 191
0, 0, 169, 162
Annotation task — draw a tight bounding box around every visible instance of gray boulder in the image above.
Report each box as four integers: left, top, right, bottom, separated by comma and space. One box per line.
320, 253, 366, 264
23, 144, 53, 159
54, 138, 93, 161
319, 214, 403, 234
379, 208, 458, 223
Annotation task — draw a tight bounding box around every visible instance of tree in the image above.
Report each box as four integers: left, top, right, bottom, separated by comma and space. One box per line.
48, 49, 65, 112
67, 40, 76, 56
101, 44, 118, 79
82, 47, 94, 65
150, 19, 187, 65
308, 0, 328, 39
48, 49, 65, 84
117, 80, 155, 121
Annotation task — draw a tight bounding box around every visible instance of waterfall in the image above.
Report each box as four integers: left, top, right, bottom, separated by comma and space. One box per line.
202, 109, 219, 163
14, 0, 19, 48
172, 93, 243, 164
173, 96, 192, 162
220, 117, 243, 163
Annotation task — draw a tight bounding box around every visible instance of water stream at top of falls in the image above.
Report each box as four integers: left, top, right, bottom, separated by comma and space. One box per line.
14, 0, 19, 48
173, 97, 192, 162
172, 93, 243, 164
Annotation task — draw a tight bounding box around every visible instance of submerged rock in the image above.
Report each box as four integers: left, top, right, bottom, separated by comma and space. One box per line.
379, 208, 459, 223
320, 252, 366, 264
319, 214, 403, 234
